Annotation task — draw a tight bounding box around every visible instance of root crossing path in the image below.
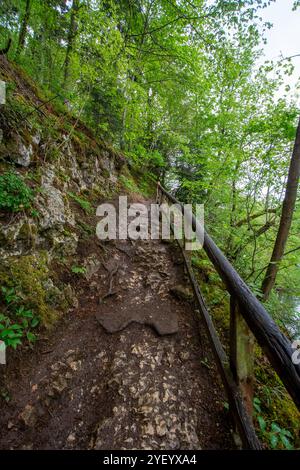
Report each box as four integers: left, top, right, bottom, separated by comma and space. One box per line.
0, 198, 234, 450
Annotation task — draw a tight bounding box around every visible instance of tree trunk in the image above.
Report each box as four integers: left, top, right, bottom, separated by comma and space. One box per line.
226, 166, 238, 257
15, 0, 31, 59
63, 0, 79, 91
261, 116, 300, 301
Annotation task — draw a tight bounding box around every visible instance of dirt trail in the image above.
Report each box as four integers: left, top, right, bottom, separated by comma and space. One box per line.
0, 199, 234, 450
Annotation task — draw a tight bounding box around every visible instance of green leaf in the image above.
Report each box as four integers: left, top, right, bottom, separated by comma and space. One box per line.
9, 324, 23, 330
281, 429, 293, 439
26, 332, 37, 343
71, 265, 86, 275
257, 416, 266, 433
1, 329, 12, 338
31, 318, 40, 328
280, 434, 293, 450
253, 397, 261, 413
270, 433, 279, 449
271, 422, 281, 433
21, 310, 34, 319
5, 338, 22, 349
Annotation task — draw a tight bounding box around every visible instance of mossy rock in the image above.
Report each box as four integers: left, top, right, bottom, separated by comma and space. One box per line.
255, 360, 300, 446
0, 253, 58, 327
18, 221, 38, 242
101, 168, 110, 179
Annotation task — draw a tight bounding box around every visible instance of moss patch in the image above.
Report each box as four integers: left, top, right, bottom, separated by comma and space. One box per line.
190, 249, 300, 449
0, 253, 58, 327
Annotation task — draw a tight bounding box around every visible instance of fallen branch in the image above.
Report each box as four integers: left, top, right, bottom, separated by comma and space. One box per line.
234, 208, 279, 228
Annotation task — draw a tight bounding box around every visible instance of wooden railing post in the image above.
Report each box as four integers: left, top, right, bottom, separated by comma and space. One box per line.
230, 296, 255, 418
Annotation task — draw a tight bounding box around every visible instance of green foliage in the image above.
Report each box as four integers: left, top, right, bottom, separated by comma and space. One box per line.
78, 221, 94, 238
30, 208, 39, 218
0, 287, 39, 349
1, 0, 299, 446
0, 255, 57, 328
67, 192, 92, 214
136, 171, 157, 197
254, 397, 295, 450
119, 175, 139, 194
71, 265, 86, 275
0, 172, 33, 212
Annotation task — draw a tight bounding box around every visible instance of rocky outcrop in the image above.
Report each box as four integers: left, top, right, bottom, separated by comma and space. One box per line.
0, 56, 126, 326
0, 137, 122, 259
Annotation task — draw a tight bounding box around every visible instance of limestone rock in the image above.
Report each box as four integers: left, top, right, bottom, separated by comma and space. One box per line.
63, 284, 78, 309
7, 133, 33, 167
170, 285, 194, 302
84, 256, 102, 281
19, 404, 37, 427
17, 141, 33, 167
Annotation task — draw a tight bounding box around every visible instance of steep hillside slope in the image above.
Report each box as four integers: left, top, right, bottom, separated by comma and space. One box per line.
0, 57, 236, 451
0, 55, 126, 334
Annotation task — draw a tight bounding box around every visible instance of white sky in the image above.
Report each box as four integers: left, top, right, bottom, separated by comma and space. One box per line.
260, 0, 300, 101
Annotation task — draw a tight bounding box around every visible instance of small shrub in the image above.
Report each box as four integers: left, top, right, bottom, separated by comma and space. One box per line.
71, 265, 86, 275
0, 254, 57, 328
119, 175, 139, 193
254, 397, 295, 450
78, 221, 93, 238
0, 172, 33, 212
0, 287, 40, 349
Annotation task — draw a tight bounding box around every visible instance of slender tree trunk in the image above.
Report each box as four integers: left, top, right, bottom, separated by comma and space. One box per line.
63, 0, 79, 91
146, 87, 154, 150
120, 105, 128, 151
226, 161, 242, 259
261, 116, 300, 301
15, 0, 31, 59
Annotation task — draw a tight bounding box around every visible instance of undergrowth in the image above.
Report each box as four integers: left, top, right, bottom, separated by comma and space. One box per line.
0, 286, 39, 349
0, 254, 58, 331
191, 250, 300, 449
67, 191, 93, 214
0, 171, 33, 212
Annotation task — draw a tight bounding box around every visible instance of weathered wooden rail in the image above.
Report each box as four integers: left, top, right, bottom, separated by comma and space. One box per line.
157, 182, 300, 450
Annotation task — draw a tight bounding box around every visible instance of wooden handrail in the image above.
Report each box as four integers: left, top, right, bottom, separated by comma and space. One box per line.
175, 239, 261, 449
157, 182, 300, 412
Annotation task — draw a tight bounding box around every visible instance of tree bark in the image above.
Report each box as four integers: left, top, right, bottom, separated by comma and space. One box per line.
225, 165, 239, 256
63, 0, 79, 91
15, 0, 31, 59
261, 116, 300, 301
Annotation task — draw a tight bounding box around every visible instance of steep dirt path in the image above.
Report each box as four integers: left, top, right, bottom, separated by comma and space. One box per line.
0, 199, 234, 450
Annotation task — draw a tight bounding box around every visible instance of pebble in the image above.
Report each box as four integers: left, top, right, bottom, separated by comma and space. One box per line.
67, 433, 76, 443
